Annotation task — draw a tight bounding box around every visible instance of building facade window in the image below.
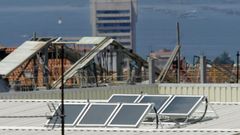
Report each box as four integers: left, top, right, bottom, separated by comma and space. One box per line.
115, 36, 131, 40
91, 0, 137, 52
120, 41, 131, 46
97, 23, 131, 27
98, 29, 130, 33
96, 10, 130, 14
97, 17, 130, 21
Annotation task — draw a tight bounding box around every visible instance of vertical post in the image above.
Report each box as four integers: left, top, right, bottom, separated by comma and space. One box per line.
175, 59, 178, 83
126, 58, 131, 83
110, 47, 114, 81
33, 57, 38, 89
177, 22, 181, 83
200, 55, 207, 83
148, 57, 155, 84
93, 62, 98, 87
61, 44, 64, 135
43, 46, 49, 88
177, 22, 180, 46
33, 32, 37, 41
237, 51, 239, 83
136, 62, 143, 82
116, 48, 123, 81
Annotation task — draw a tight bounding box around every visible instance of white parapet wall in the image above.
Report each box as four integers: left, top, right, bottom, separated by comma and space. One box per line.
1, 83, 240, 102
158, 83, 240, 102
0, 84, 159, 100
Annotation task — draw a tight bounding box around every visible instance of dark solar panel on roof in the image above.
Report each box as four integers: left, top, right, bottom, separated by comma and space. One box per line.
160, 95, 204, 117
108, 94, 141, 103
138, 95, 172, 114
108, 103, 152, 128
77, 103, 120, 127
46, 103, 88, 126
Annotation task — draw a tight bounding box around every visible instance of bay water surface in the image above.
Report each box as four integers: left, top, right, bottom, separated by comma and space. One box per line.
1, 0, 240, 62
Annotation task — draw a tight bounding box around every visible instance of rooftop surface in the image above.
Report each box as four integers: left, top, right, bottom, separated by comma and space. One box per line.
0, 100, 240, 135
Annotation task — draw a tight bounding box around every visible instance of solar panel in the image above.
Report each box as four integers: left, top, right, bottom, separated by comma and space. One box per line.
160, 95, 204, 117
46, 103, 88, 126
108, 103, 152, 128
138, 95, 172, 114
108, 94, 141, 103
77, 103, 120, 127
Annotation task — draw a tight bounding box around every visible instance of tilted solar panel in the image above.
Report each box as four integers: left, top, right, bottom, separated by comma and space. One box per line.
108, 103, 152, 128
77, 103, 120, 127
138, 95, 172, 114
160, 95, 204, 117
108, 94, 141, 103
46, 103, 88, 126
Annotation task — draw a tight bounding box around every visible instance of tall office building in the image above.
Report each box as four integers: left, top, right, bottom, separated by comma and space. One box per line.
91, 0, 137, 52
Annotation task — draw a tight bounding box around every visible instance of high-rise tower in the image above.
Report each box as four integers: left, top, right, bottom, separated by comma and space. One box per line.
91, 0, 137, 52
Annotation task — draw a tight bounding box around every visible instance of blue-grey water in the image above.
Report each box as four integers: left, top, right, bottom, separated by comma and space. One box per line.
1, 0, 240, 63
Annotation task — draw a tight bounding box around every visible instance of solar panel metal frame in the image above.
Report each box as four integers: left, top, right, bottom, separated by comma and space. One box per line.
107, 103, 152, 128
77, 103, 120, 127
137, 95, 172, 114
107, 94, 142, 103
46, 103, 88, 127
160, 95, 204, 117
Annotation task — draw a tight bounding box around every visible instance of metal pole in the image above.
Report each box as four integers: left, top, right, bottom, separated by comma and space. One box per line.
148, 57, 155, 84
177, 22, 181, 83
237, 51, 239, 83
177, 22, 180, 46
61, 44, 65, 135
33, 32, 37, 41
200, 55, 206, 83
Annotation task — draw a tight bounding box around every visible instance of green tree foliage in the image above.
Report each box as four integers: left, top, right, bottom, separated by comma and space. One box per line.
213, 52, 234, 65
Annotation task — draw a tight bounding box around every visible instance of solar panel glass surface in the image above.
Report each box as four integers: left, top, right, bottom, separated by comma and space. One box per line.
138, 95, 172, 113
108, 94, 141, 103
108, 103, 152, 127
77, 103, 119, 126
161, 96, 203, 116
47, 103, 88, 126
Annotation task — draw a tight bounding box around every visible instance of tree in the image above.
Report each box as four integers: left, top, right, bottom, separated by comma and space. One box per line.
213, 52, 234, 65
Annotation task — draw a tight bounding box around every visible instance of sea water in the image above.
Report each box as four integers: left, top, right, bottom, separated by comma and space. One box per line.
1, 0, 240, 62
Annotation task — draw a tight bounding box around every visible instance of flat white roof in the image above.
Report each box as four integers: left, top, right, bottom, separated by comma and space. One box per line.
0, 100, 240, 135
